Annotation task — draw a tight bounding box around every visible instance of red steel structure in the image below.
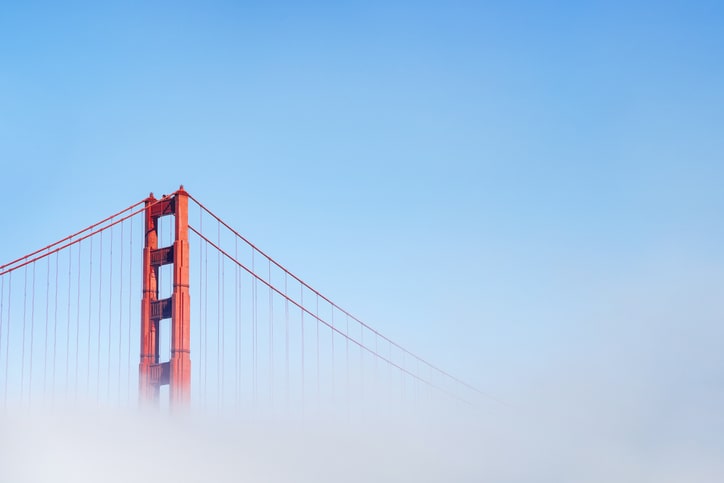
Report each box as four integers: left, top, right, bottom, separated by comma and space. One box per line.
139, 186, 191, 407
0, 185, 488, 410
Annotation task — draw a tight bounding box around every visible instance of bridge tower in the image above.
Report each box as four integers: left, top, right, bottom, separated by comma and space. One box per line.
139, 186, 191, 407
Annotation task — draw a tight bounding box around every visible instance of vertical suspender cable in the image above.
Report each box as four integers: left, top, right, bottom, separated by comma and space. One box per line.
331, 307, 335, 401
2, 272, 10, 406
198, 208, 204, 406
316, 294, 319, 403
87, 237, 93, 394
108, 223, 113, 401
127, 217, 133, 402
388, 341, 392, 403
252, 250, 257, 407
217, 221, 221, 408
285, 272, 289, 407
300, 286, 304, 406
0, 274, 4, 405
359, 322, 363, 401
399, 345, 404, 401
269, 259, 273, 406
29, 262, 36, 403
414, 356, 420, 402
52, 252, 59, 400
43, 256, 50, 398
75, 240, 82, 401
345, 314, 349, 408
234, 237, 238, 405
236, 242, 244, 403
97, 230, 103, 401
374, 332, 378, 388
204, 230, 208, 409
65, 242, 72, 397
20, 266, 27, 402
118, 221, 123, 402
221, 229, 225, 407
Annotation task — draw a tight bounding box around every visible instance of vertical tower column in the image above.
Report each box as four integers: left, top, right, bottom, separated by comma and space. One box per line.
139, 193, 159, 403
139, 186, 191, 408
170, 187, 191, 405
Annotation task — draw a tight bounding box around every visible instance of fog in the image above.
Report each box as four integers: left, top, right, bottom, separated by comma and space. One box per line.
2, 256, 723, 482
2, 363, 722, 483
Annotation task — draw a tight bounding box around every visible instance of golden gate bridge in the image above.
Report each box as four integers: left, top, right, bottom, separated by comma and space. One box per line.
0, 186, 486, 412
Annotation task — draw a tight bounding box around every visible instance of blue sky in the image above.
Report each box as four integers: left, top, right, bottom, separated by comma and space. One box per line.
1, 0, 724, 418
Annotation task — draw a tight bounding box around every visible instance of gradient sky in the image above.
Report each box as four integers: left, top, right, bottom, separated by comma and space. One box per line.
1, 0, 724, 432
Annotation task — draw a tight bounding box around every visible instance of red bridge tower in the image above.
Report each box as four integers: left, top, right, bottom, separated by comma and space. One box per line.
139, 186, 191, 407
